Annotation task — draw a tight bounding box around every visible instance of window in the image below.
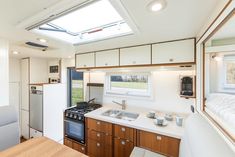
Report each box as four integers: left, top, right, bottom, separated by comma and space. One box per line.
105, 73, 152, 97
31, 0, 132, 44
224, 55, 235, 88
68, 68, 84, 106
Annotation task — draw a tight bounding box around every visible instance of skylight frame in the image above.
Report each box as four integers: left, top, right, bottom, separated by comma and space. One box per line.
30, 0, 134, 45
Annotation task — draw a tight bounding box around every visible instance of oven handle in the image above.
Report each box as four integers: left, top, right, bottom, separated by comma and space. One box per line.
64, 119, 83, 124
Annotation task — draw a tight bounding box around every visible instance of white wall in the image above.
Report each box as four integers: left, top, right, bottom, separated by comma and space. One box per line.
86, 69, 195, 114
0, 39, 9, 106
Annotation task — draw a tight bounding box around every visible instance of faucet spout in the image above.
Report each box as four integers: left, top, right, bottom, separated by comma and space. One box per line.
112, 100, 126, 110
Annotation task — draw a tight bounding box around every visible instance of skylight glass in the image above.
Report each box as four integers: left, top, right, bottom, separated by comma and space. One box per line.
31, 0, 133, 44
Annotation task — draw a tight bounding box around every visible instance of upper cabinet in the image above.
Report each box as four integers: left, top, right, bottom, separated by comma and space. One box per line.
76, 53, 95, 68
152, 39, 195, 64
96, 49, 119, 67
120, 45, 151, 66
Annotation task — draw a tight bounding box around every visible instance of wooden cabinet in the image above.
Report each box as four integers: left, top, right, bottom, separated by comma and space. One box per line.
114, 137, 134, 157
120, 45, 151, 66
138, 130, 180, 157
96, 49, 119, 67
76, 53, 95, 68
152, 39, 195, 64
64, 137, 86, 154
114, 124, 135, 142
87, 118, 113, 157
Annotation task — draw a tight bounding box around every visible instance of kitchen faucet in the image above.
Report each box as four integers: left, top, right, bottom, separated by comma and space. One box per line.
112, 100, 126, 110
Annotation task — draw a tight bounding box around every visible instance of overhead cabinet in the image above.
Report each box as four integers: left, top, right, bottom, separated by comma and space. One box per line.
152, 39, 195, 64
96, 49, 119, 67
76, 53, 95, 68
120, 45, 151, 66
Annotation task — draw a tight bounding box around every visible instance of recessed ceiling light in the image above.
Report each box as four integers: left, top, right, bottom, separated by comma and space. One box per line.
37, 38, 47, 43
13, 51, 19, 55
148, 0, 167, 12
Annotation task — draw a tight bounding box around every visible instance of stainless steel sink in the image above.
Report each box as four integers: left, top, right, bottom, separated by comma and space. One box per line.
102, 109, 139, 121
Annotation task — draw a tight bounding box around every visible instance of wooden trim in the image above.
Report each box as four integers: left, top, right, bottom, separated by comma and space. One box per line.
75, 62, 195, 70
196, 0, 233, 44
202, 9, 235, 143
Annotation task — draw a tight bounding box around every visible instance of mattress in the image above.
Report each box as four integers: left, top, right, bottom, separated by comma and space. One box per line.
205, 93, 235, 138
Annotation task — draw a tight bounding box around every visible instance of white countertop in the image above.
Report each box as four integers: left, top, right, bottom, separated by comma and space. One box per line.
85, 106, 187, 139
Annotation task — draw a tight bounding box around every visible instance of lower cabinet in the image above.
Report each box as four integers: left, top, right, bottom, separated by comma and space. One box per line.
64, 137, 86, 154
138, 130, 180, 157
114, 137, 134, 157
88, 139, 112, 157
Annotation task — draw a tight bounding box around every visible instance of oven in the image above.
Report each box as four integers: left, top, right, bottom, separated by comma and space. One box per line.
64, 118, 85, 144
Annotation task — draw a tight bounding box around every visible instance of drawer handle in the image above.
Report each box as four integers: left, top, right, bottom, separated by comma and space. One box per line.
96, 121, 101, 125
121, 127, 126, 132
97, 133, 100, 137
83, 64, 87, 67
96, 143, 100, 147
105, 63, 108, 66
156, 136, 162, 140
132, 61, 136, 64
169, 58, 174, 62
81, 147, 85, 151
121, 141, 125, 145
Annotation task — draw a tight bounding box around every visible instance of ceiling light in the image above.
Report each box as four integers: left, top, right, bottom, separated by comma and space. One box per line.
148, 0, 166, 12
38, 38, 47, 43
13, 51, 19, 55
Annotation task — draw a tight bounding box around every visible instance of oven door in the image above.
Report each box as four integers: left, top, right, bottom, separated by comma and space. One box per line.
64, 118, 85, 144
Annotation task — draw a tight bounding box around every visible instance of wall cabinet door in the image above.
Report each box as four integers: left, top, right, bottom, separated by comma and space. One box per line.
120, 45, 151, 66
138, 130, 180, 157
152, 39, 195, 64
76, 53, 95, 68
114, 137, 134, 157
96, 49, 119, 67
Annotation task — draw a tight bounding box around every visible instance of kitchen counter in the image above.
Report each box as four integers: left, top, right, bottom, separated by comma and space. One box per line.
85, 106, 187, 139
0, 137, 88, 157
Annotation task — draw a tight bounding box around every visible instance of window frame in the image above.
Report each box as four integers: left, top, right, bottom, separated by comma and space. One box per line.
104, 72, 153, 98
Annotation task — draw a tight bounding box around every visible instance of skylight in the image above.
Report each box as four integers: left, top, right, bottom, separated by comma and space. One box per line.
31, 0, 133, 44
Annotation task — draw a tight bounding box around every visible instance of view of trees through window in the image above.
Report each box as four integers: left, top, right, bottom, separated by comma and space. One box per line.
110, 74, 148, 92
226, 62, 235, 84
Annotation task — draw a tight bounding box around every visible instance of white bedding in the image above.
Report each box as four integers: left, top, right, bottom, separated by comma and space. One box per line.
206, 93, 235, 136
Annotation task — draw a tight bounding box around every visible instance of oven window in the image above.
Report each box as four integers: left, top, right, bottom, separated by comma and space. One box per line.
65, 120, 84, 142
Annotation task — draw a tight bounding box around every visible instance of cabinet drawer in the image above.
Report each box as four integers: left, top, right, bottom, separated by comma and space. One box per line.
64, 138, 73, 148
138, 130, 180, 157
87, 118, 112, 135
88, 139, 112, 157
88, 129, 112, 146
73, 142, 86, 154
96, 49, 119, 67
114, 137, 134, 157
114, 124, 135, 142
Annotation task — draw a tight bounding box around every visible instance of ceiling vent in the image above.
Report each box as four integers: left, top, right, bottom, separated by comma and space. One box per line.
25, 42, 48, 51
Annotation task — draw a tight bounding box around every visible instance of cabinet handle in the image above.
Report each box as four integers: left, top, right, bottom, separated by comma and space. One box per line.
96, 143, 100, 147
121, 141, 126, 145
81, 147, 85, 151
96, 121, 100, 125
132, 61, 136, 64
105, 63, 108, 66
97, 133, 100, 137
83, 64, 87, 67
121, 127, 126, 132
156, 135, 162, 140
169, 58, 174, 62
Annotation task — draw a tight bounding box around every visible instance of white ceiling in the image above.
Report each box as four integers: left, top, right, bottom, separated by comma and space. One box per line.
0, 0, 220, 58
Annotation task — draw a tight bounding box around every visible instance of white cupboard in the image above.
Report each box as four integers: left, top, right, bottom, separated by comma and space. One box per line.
76, 53, 95, 68
96, 49, 119, 67
21, 110, 29, 139
120, 45, 151, 66
152, 39, 195, 64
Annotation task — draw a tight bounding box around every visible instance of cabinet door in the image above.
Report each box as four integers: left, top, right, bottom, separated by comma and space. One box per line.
76, 53, 95, 68
96, 49, 119, 67
21, 110, 29, 139
120, 45, 151, 66
114, 125, 135, 142
88, 139, 112, 157
64, 137, 73, 148
152, 39, 195, 64
73, 142, 86, 154
114, 138, 134, 157
88, 129, 112, 146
